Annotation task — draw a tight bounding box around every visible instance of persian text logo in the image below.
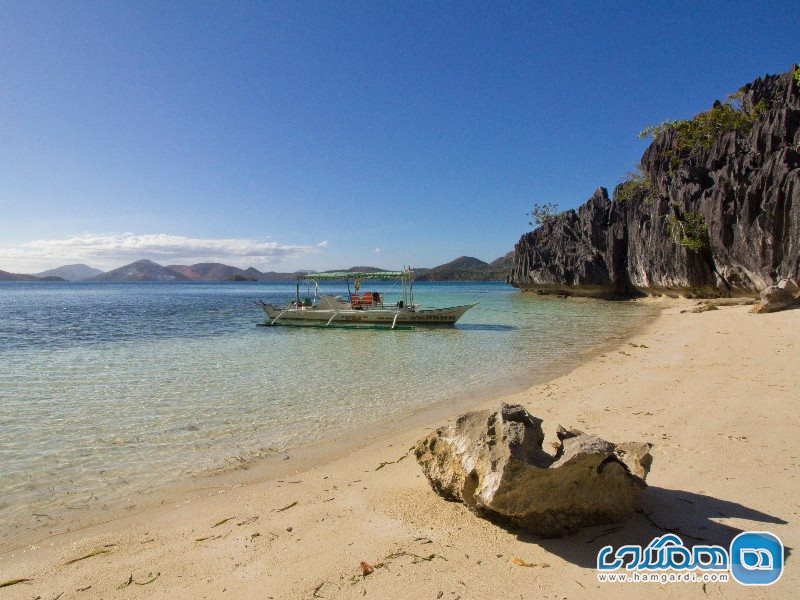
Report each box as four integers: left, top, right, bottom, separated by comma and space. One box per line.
597, 533, 728, 573
730, 531, 784, 586
597, 531, 784, 586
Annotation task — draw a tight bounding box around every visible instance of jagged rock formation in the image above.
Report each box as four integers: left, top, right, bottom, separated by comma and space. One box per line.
509, 68, 800, 297
415, 404, 652, 537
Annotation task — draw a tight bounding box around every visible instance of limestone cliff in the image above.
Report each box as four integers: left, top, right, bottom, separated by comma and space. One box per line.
509, 67, 800, 297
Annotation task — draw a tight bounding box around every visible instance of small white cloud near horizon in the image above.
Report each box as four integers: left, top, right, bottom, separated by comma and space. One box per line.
0, 233, 326, 272
373, 247, 381, 253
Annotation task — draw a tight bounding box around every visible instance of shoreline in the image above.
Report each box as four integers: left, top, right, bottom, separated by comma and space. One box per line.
0, 296, 663, 556
1, 300, 796, 599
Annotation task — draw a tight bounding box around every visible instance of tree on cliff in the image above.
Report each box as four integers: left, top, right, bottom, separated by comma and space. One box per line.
528, 203, 561, 228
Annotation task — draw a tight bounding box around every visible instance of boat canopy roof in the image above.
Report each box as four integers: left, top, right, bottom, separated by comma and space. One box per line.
301, 270, 409, 280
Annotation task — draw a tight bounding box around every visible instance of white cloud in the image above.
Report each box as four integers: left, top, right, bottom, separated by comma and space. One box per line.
317, 240, 329, 247
373, 247, 382, 253
0, 233, 325, 272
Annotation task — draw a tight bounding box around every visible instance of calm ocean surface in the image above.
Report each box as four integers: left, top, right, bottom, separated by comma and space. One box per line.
0, 280, 653, 536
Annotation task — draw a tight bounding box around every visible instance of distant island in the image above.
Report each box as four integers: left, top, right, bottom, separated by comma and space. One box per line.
414, 254, 514, 282
35, 264, 103, 281
0, 270, 64, 282
0, 254, 513, 283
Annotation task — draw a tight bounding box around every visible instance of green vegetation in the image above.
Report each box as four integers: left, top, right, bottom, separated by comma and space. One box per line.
794, 65, 800, 89
528, 203, 562, 228
615, 166, 653, 203
639, 94, 766, 167
665, 209, 707, 253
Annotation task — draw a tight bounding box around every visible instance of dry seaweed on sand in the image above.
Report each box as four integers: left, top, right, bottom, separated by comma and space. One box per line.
383, 550, 447, 564
118, 572, 161, 589
135, 573, 160, 585
348, 550, 446, 585
64, 548, 112, 565
196, 533, 227, 542
0, 578, 32, 588
414, 536, 433, 544
511, 557, 550, 568
373, 447, 413, 471
275, 501, 298, 512
211, 516, 236, 528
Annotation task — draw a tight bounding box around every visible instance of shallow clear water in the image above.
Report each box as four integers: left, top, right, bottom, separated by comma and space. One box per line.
0, 281, 653, 533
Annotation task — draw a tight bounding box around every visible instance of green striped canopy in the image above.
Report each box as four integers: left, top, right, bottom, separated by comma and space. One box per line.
301, 271, 409, 280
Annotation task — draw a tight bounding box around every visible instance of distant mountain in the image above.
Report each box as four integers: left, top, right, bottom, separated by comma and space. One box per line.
489, 251, 515, 270
92, 260, 189, 282
243, 267, 313, 281
414, 255, 511, 281
35, 263, 103, 281
167, 263, 249, 281
165, 264, 198, 279
166, 263, 320, 281
341, 266, 387, 273
0, 270, 64, 282
243, 267, 263, 278
8, 255, 514, 284
438, 256, 489, 271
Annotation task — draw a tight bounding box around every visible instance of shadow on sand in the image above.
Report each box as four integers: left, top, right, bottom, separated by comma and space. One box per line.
501, 487, 790, 569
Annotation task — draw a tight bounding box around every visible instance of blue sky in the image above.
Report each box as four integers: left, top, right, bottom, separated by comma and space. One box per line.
1, 1, 798, 272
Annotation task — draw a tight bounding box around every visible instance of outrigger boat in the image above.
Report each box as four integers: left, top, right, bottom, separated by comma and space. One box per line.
257, 269, 476, 329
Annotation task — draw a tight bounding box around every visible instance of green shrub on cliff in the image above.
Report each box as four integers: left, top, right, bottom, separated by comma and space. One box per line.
639, 95, 766, 167
528, 203, 562, 228
615, 167, 653, 203
665, 210, 707, 253
794, 65, 800, 89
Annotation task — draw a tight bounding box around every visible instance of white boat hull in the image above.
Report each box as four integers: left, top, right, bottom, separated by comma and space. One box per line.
258, 302, 476, 326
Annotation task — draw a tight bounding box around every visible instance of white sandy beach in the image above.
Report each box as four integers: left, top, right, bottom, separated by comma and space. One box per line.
1, 301, 797, 599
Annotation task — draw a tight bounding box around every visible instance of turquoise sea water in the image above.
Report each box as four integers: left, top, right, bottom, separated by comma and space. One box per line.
0, 281, 653, 537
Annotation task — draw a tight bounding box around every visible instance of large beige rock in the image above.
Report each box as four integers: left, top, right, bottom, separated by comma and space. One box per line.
415, 404, 652, 538
750, 284, 798, 313
777, 277, 800, 298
